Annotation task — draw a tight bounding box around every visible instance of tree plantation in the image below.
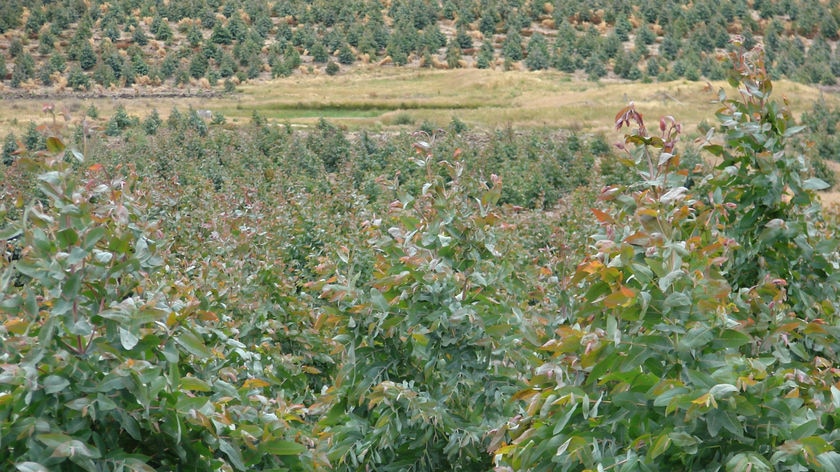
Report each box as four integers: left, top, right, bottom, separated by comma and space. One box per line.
1, 0, 840, 93
4, 39, 840, 471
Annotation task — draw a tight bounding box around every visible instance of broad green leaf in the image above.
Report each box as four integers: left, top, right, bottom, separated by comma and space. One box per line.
119, 328, 140, 350
803, 178, 830, 191
668, 431, 699, 448
46, 136, 66, 153
653, 387, 688, 408
15, 463, 50, 472
261, 438, 307, 456
218, 439, 246, 471
175, 329, 211, 359
43, 375, 70, 395
782, 125, 806, 138
37, 432, 78, 448
52, 439, 102, 458
83, 227, 108, 251
679, 326, 714, 351
792, 420, 819, 440
713, 329, 752, 349
726, 452, 772, 472
658, 269, 685, 292
709, 384, 738, 399
818, 452, 840, 472
800, 436, 833, 456
180, 376, 212, 392
0, 227, 21, 240
65, 397, 92, 411
832, 386, 840, 409
648, 433, 671, 460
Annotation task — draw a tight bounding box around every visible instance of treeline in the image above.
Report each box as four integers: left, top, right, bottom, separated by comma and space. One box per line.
1, 0, 840, 91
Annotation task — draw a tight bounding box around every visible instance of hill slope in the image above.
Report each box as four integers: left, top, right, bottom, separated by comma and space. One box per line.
1, 0, 839, 96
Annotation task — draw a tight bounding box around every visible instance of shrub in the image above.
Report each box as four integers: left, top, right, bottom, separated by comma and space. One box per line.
2, 132, 17, 165
325, 60, 340, 75
104, 106, 139, 137
142, 108, 162, 135
22, 121, 45, 152
0, 139, 317, 471
493, 44, 840, 472
317, 150, 526, 471
66, 65, 90, 91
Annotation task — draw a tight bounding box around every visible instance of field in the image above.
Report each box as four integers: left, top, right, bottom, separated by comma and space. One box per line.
4, 68, 838, 135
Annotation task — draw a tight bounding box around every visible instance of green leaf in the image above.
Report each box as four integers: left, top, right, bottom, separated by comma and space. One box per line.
653, 387, 688, 409
175, 329, 211, 359
261, 438, 307, 456
65, 397, 92, 411
803, 178, 830, 191
792, 420, 819, 440
15, 463, 50, 472
679, 326, 714, 351
782, 125, 806, 138
726, 452, 772, 472
818, 452, 840, 472
53, 439, 102, 459
43, 375, 70, 395
713, 329, 752, 349
800, 436, 833, 456
218, 439, 246, 471
83, 227, 107, 251
668, 431, 699, 453
180, 376, 212, 392
56, 227, 80, 248
648, 433, 671, 460
709, 384, 738, 400
658, 269, 685, 292
0, 227, 21, 240
46, 136, 66, 153
119, 328, 140, 350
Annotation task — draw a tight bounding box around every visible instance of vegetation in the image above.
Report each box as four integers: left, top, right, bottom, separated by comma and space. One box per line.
493, 42, 840, 472
1, 0, 840, 94
4, 4, 840, 470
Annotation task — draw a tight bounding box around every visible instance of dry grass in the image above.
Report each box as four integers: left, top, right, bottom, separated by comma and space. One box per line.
2, 68, 839, 139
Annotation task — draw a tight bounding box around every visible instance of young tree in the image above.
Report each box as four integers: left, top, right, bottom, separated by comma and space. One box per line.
494, 43, 840, 472
325, 60, 339, 75
455, 26, 473, 50
151, 15, 173, 42
476, 41, 494, 69
445, 40, 462, 68
584, 54, 606, 80
338, 43, 355, 65
525, 33, 549, 70
132, 26, 149, 46
615, 14, 632, 41
188, 52, 208, 79
2, 132, 16, 166
211, 23, 232, 45
501, 28, 523, 62
186, 24, 203, 48
311, 40, 329, 63
67, 64, 90, 90
79, 43, 97, 71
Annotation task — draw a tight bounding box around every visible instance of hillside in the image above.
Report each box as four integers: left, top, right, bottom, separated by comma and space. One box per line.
1, 0, 839, 98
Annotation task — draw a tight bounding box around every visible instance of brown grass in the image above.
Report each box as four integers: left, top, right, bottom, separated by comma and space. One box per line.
1, 68, 838, 141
